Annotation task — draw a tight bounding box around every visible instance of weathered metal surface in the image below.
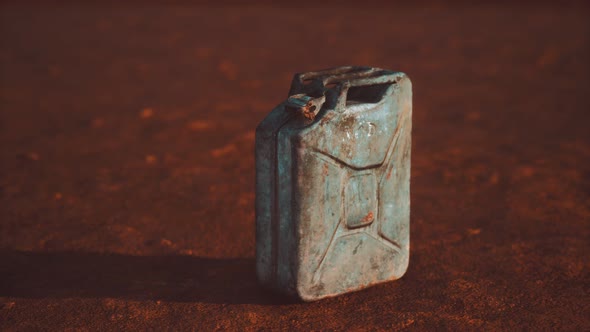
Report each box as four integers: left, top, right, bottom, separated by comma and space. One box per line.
256, 66, 412, 301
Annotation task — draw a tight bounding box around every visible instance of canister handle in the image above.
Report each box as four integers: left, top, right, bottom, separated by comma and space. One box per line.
289, 66, 403, 108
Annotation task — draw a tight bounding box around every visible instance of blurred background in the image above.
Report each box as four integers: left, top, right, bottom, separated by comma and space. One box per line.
1, 2, 589, 330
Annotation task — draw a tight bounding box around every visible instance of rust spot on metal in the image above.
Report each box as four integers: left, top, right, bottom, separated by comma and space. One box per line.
322, 163, 329, 176
302, 104, 317, 120
339, 116, 355, 131
320, 112, 334, 125
285, 94, 325, 121
361, 211, 374, 223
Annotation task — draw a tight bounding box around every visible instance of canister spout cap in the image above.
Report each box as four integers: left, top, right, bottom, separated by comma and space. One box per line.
285, 94, 326, 120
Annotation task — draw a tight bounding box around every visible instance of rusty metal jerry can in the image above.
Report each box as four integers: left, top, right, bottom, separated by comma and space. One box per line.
255, 66, 412, 301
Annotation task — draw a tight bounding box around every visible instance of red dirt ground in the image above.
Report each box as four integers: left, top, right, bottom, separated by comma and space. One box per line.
1, 3, 589, 330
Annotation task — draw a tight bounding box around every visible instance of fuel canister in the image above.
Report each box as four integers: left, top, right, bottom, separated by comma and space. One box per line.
255, 66, 412, 301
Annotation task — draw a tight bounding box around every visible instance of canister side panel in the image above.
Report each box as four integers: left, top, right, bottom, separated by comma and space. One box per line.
378, 78, 412, 278
276, 126, 297, 292
255, 105, 292, 287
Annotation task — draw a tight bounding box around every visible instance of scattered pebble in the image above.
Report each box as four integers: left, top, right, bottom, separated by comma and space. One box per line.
465, 111, 481, 121
211, 143, 237, 157
247, 312, 258, 324
467, 228, 482, 235
218, 60, 238, 80
400, 319, 415, 329
179, 249, 194, 255
536, 48, 559, 67
91, 118, 105, 128
241, 130, 255, 141
518, 166, 535, 178
489, 172, 500, 185
27, 152, 39, 161
187, 120, 213, 131
140, 108, 154, 119
2, 302, 15, 310
145, 155, 157, 164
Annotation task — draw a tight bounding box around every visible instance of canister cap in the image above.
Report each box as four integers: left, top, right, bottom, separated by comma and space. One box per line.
285, 94, 326, 120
